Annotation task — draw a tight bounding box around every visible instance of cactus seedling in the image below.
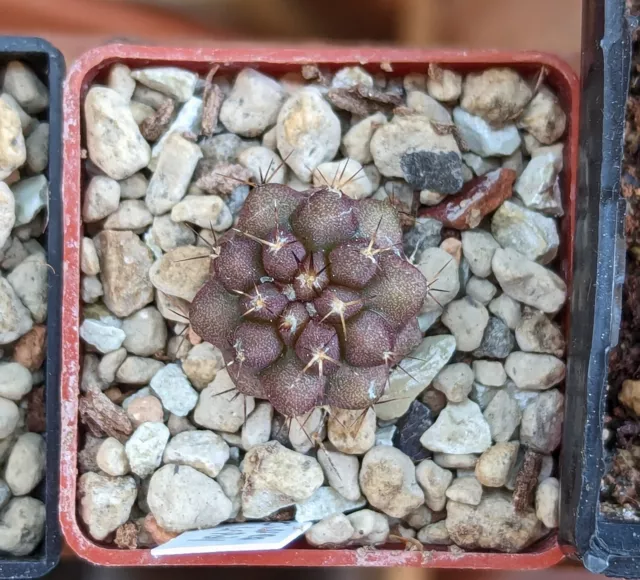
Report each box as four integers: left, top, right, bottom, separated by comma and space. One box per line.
189, 183, 428, 420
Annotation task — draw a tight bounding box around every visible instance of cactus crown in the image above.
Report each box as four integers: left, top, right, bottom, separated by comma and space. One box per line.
189, 183, 428, 418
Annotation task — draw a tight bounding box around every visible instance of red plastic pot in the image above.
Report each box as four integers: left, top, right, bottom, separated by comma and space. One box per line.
60, 44, 579, 568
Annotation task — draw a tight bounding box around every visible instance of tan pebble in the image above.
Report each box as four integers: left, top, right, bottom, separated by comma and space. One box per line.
126, 396, 164, 427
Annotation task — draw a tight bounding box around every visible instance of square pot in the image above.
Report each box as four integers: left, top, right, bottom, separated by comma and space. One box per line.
60, 44, 578, 568
0, 36, 64, 579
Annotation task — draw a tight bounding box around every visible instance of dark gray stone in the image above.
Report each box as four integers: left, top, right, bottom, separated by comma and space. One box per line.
472, 316, 515, 359
393, 400, 433, 461
401, 150, 464, 194
403, 217, 443, 262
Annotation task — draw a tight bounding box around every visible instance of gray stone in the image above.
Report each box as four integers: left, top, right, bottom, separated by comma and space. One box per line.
472, 360, 506, 387
317, 447, 361, 501
463, 152, 500, 176
453, 108, 520, 157
417, 521, 452, 545
107, 63, 135, 101
416, 459, 453, 511
238, 145, 287, 184
392, 400, 433, 461
505, 351, 565, 390
150, 363, 198, 417
433, 363, 474, 403
119, 173, 148, 200
85, 86, 150, 180
492, 248, 567, 313
342, 112, 387, 164
520, 389, 564, 453
277, 87, 341, 182
375, 335, 456, 420
0, 362, 32, 400
122, 306, 167, 357
415, 247, 460, 311
7, 253, 47, 323
483, 390, 521, 443
461, 229, 501, 278
125, 422, 170, 478
131, 67, 198, 102
25, 122, 48, 173
241, 402, 273, 450
331, 66, 373, 89
81, 274, 102, 304
433, 453, 478, 469
148, 245, 210, 302
466, 276, 497, 305
313, 158, 373, 200
305, 513, 354, 547
102, 200, 153, 230
515, 308, 565, 357
79, 319, 126, 354
220, 69, 286, 137
491, 200, 559, 264
488, 294, 522, 330
406, 90, 453, 123
5, 433, 45, 496
514, 150, 563, 215
441, 297, 489, 352
404, 219, 444, 264
445, 476, 483, 505
163, 430, 229, 478
0, 497, 45, 556
472, 316, 515, 359
420, 399, 492, 454
12, 175, 48, 226
150, 214, 196, 252
115, 356, 164, 385
182, 342, 224, 390
170, 194, 232, 231
295, 487, 365, 522
148, 464, 232, 532
0, 184, 15, 249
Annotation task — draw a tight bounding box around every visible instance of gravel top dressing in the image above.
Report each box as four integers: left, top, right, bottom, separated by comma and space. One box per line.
76, 60, 568, 554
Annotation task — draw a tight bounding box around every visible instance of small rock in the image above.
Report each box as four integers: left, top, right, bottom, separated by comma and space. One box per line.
376, 335, 455, 420
488, 294, 522, 330
116, 357, 164, 385
375, 424, 396, 446
145, 133, 203, 215
149, 97, 203, 170
220, 69, 286, 137
148, 464, 232, 532
103, 200, 153, 230
131, 67, 197, 102
420, 399, 491, 454
483, 390, 521, 443
420, 189, 446, 206
150, 215, 196, 252
472, 316, 515, 359
3, 61, 49, 114
492, 248, 567, 313
327, 407, 375, 455
515, 308, 565, 357
182, 342, 224, 390
441, 297, 489, 352
149, 363, 198, 417
242, 402, 273, 450
433, 453, 478, 469
371, 115, 462, 194
453, 108, 521, 157
288, 406, 325, 451
392, 400, 433, 461
216, 463, 241, 518
420, 168, 516, 230
78, 472, 137, 541
7, 253, 47, 323
460, 230, 500, 278
163, 430, 229, 478
434, 363, 474, 403
96, 437, 129, 476
416, 459, 453, 511
80, 238, 100, 276
0, 497, 45, 556
80, 354, 105, 393
0, 362, 32, 400
472, 360, 506, 387
237, 145, 286, 184
520, 389, 564, 453
170, 194, 232, 231
193, 369, 255, 432
514, 150, 563, 215
241, 441, 323, 519
122, 306, 167, 357
347, 509, 390, 546
342, 112, 387, 164
94, 230, 154, 318
107, 63, 136, 101
445, 476, 483, 505
149, 245, 210, 302
466, 277, 497, 305
0, 480, 12, 511
403, 505, 434, 530
0, 93, 33, 137
332, 66, 374, 89
406, 91, 453, 123
199, 132, 247, 161
125, 395, 164, 427
517, 87, 566, 145
313, 158, 373, 200
277, 87, 341, 182
504, 351, 565, 390
475, 442, 519, 487
418, 520, 452, 545
25, 122, 48, 173
359, 446, 424, 518
460, 68, 531, 126
262, 126, 277, 150
317, 446, 361, 501
446, 490, 541, 552
125, 422, 170, 478
167, 413, 196, 436
129, 101, 154, 124
12, 178, 48, 231
440, 238, 462, 264
535, 477, 559, 528
85, 86, 150, 180
0, 184, 15, 248
426, 65, 462, 103
305, 513, 354, 547
11, 325, 44, 373
404, 219, 444, 264
120, 173, 149, 200
491, 200, 559, 264
82, 176, 120, 223
505, 381, 540, 413
463, 152, 500, 176
295, 487, 365, 522
502, 148, 524, 176
0, 98, 26, 179
5, 433, 45, 496
415, 247, 460, 311
80, 318, 126, 354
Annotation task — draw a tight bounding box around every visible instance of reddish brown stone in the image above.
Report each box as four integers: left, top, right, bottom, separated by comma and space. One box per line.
26, 386, 46, 433
143, 514, 178, 546
13, 325, 46, 371
419, 168, 516, 230
114, 521, 139, 550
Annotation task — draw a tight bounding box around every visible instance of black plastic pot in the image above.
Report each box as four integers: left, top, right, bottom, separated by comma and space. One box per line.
559, 0, 640, 577
0, 37, 63, 579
